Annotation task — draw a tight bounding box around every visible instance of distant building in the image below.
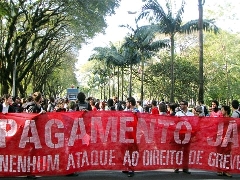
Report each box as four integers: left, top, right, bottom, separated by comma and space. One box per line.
66, 88, 79, 101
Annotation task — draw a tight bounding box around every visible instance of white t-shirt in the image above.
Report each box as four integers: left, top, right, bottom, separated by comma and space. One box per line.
137, 106, 144, 113
175, 110, 194, 116
232, 110, 240, 118
2, 103, 9, 114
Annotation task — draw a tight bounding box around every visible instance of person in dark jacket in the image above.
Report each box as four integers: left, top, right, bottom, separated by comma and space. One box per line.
26, 92, 46, 114
113, 96, 123, 111
75, 92, 91, 111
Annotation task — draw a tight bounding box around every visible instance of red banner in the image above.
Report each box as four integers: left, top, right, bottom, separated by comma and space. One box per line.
0, 111, 240, 176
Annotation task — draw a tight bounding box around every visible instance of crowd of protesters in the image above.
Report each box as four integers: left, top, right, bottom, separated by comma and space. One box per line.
1, 91, 239, 118
0, 91, 239, 178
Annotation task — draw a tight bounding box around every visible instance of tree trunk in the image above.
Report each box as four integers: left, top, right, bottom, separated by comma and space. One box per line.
198, 0, 204, 102
103, 82, 106, 100
1, 80, 9, 95
140, 58, 144, 106
112, 66, 115, 96
108, 76, 111, 100
170, 35, 175, 102
121, 66, 124, 101
128, 64, 132, 98
117, 66, 120, 99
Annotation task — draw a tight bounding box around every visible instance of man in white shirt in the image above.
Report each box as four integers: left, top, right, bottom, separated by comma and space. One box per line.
175, 100, 193, 174
176, 100, 194, 117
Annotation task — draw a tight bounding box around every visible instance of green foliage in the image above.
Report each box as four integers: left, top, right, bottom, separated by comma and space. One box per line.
61, 0, 120, 46
0, 0, 120, 97
0, 1, 10, 18
146, 55, 199, 101
137, 0, 218, 102
75, 0, 240, 107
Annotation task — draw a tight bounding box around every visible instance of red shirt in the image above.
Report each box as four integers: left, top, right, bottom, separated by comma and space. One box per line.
151, 107, 159, 115
91, 106, 97, 111
210, 110, 223, 117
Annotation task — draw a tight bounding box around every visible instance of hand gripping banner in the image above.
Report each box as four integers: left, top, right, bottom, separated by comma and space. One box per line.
0, 111, 240, 176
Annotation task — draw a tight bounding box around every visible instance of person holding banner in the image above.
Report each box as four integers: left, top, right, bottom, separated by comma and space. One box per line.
122, 97, 139, 177
216, 105, 232, 177
174, 100, 194, 174
25, 92, 46, 178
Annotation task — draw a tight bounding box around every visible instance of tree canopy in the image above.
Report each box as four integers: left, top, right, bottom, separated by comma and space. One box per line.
0, 0, 120, 97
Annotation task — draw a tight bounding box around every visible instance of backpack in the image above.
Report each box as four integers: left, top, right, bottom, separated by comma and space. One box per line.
203, 106, 209, 116
236, 111, 240, 118
27, 102, 42, 113
76, 102, 88, 111
115, 102, 123, 111
49, 103, 55, 112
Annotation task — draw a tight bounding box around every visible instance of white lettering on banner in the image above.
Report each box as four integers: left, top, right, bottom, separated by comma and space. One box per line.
158, 120, 175, 143
91, 117, 118, 143
45, 119, 64, 148
189, 150, 204, 165
66, 150, 116, 170
207, 121, 239, 147
176, 151, 183, 165
208, 152, 240, 170
19, 120, 42, 149
123, 150, 139, 167
136, 118, 156, 143
90, 150, 116, 166
68, 118, 88, 146
135, 118, 192, 144
2, 116, 240, 149
0, 155, 59, 172
222, 121, 239, 147
119, 117, 134, 143
0, 119, 17, 148
143, 150, 183, 166
174, 121, 192, 144
67, 153, 75, 169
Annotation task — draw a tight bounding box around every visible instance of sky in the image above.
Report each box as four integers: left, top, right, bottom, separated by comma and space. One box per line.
76, 0, 240, 68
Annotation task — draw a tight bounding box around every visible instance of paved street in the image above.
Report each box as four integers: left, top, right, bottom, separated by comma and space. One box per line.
2, 169, 240, 180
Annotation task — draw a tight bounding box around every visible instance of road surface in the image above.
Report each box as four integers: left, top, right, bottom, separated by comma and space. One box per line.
3, 169, 240, 180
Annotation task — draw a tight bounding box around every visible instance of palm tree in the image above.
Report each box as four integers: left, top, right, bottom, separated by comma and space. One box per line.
198, 0, 205, 102
89, 43, 127, 99
138, 0, 218, 102
121, 22, 169, 102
